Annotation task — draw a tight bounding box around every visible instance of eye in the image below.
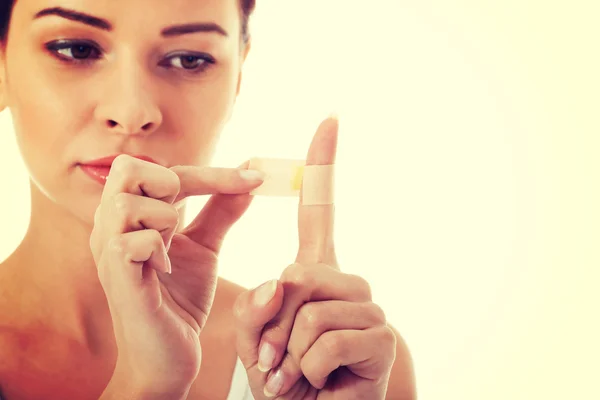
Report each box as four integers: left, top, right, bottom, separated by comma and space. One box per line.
162, 53, 215, 72
45, 40, 102, 62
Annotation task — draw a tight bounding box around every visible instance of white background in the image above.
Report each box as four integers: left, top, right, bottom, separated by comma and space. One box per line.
1, 1, 599, 399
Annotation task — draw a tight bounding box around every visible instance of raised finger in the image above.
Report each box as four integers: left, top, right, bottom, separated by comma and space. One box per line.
296, 116, 339, 266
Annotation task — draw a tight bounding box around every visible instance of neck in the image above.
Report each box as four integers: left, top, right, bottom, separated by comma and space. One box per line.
9, 180, 187, 352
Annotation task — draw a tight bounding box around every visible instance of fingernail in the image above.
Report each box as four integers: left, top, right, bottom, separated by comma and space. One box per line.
264, 368, 284, 397
258, 342, 276, 372
254, 280, 277, 307
239, 169, 265, 181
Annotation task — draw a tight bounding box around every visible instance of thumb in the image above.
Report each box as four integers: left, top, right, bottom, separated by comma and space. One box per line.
180, 193, 254, 254
234, 279, 284, 372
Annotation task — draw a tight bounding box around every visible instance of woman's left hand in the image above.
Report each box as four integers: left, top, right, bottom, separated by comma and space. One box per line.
234, 117, 397, 399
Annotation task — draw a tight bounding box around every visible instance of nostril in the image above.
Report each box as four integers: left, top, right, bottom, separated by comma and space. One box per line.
104, 120, 154, 132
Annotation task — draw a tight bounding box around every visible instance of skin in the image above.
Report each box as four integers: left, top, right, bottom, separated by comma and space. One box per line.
0, 0, 416, 399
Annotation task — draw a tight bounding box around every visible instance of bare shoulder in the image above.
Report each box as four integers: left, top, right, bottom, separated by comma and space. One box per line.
0, 260, 23, 352
0, 263, 30, 395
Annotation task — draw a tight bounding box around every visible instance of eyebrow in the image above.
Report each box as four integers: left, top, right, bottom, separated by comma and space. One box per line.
33, 7, 229, 38
161, 22, 228, 37
34, 7, 112, 31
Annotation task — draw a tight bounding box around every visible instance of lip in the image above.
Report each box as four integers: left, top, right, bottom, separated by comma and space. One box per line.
80, 154, 159, 167
79, 154, 160, 185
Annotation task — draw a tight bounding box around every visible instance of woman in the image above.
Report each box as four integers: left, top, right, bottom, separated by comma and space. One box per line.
0, 0, 416, 399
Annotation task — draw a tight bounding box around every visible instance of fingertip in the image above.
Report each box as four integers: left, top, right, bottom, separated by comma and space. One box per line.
258, 341, 277, 373
306, 116, 339, 166
238, 169, 266, 183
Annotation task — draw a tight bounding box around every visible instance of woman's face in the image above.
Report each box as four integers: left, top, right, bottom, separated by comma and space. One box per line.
0, 0, 248, 223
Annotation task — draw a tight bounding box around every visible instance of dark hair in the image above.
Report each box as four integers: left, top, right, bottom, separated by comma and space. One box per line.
0, 0, 12, 42
1, 0, 256, 44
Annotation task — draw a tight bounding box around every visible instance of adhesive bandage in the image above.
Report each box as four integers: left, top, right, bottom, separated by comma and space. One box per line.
248, 158, 335, 205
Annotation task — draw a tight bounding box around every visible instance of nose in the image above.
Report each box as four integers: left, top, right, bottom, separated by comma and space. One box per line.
94, 61, 163, 136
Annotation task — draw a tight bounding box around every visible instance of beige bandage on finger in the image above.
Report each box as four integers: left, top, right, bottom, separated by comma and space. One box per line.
248, 158, 335, 205
301, 164, 335, 205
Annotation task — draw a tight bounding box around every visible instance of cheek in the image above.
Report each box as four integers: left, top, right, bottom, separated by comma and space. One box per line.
167, 69, 239, 165
7, 55, 88, 154
6, 57, 88, 201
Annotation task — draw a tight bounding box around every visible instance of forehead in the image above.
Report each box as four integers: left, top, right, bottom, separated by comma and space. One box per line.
12, 0, 241, 35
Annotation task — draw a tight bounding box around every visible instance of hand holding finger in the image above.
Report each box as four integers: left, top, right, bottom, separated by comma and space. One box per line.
258, 267, 372, 397
263, 300, 387, 397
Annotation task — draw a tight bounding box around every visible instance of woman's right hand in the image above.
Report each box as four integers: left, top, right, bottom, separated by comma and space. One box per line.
90, 154, 264, 399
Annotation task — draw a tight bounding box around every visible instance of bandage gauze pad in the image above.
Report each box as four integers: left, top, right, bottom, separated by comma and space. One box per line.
248, 158, 335, 205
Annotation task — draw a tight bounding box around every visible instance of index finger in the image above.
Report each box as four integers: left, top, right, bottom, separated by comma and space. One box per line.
102, 155, 264, 205
171, 162, 264, 204
295, 115, 339, 266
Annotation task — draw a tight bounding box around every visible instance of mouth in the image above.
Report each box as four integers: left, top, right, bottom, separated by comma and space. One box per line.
78, 154, 159, 185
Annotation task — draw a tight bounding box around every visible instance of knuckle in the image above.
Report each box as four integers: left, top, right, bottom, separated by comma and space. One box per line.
167, 168, 182, 195
111, 154, 137, 175
282, 263, 317, 288
297, 303, 323, 330
380, 326, 398, 368
320, 332, 343, 358
366, 302, 387, 325
100, 237, 129, 280
107, 235, 129, 257
380, 325, 397, 350
352, 274, 373, 299
166, 166, 186, 201
112, 192, 134, 217
281, 263, 300, 281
